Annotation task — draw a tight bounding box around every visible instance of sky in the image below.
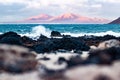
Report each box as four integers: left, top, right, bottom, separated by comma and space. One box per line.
0, 0, 120, 22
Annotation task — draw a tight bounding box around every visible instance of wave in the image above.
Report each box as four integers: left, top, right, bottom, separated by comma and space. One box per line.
20, 25, 51, 39
62, 31, 120, 37
1, 25, 120, 39
20, 26, 120, 39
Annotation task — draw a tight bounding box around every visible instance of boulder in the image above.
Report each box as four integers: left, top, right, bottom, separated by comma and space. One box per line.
0, 32, 20, 39
98, 39, 120, 49
88, 47, 120, 64
51, 31, 62, 37
21, 36, 35, 45
0, 32, 22, 45
0, 44, 37, 73
37, 34, 48, 42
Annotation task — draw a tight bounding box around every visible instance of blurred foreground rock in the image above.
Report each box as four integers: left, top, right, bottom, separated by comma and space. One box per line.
0, 44, 37, 73
98, 39, 120, 49
65, 61, 120, 80
0, 31, 120, 80
0, 71, 39, 80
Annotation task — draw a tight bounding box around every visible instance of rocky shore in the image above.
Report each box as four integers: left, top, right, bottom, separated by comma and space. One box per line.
0, 31, 120, 80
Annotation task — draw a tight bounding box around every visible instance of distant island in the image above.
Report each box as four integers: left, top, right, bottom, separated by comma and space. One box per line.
18, 13, 110, 24
109, 17, 120, 24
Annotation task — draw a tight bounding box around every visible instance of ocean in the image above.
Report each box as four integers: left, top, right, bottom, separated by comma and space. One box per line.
0, 24, 120, 39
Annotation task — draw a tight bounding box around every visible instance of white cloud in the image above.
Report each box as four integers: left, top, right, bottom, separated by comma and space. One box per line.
0, 0, 88, 8
91, 4, 102, 8
93, 0, 120, 3
0, 0, 120, 22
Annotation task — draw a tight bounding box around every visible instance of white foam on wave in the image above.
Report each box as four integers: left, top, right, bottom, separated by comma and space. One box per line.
21, 25, 51, 39
0, 32, 3, 35
1, 25, 119, 39
62, 31, 120, 37
21, 25, 120, 39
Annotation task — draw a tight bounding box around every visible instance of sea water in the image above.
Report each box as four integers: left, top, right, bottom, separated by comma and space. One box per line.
0, 24, 120, 39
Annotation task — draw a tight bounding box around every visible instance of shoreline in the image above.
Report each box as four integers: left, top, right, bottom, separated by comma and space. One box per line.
0, 31, 120, 80
0, 31, 120, 53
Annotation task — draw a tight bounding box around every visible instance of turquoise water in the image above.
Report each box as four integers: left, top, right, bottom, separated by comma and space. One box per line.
0, 24, 120, 38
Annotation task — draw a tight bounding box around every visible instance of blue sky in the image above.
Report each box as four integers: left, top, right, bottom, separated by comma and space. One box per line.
0, 0, 120, 22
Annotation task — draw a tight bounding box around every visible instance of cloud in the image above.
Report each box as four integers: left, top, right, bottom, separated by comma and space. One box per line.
0, 0, 120, 22
95, 0, 120, 3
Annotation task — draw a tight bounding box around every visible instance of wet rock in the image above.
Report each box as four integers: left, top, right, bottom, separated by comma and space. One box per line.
0, 32, 22, 45
33, 40, 57, 53
103, 35, 118, 40
33, 37, 90, 53
73, 50, 82, 54
21, 36, 35, 46
0, 44, 37, 73
37, 34, 48, 42
51, 31, 62, 37
33, 43, 47, 53
82, 35, 119, 47
59, 37, 90, 51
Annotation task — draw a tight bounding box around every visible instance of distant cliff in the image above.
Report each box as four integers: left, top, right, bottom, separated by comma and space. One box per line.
109, 17, 120, 24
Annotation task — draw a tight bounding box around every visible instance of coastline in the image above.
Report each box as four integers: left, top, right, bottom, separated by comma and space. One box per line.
0, 31, 120, 80
0, 31, 120, 53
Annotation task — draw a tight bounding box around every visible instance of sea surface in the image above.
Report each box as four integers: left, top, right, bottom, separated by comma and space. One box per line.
0, 24, 120, 39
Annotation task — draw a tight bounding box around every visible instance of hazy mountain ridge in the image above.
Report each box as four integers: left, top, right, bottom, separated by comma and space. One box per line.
23, 13, 110, 24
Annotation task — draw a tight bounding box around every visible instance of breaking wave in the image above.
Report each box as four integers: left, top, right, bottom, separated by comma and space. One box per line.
21, 25, 51, 39
62, 31, 120, 37
1, 25, 120, 39
21, 25, 120, 39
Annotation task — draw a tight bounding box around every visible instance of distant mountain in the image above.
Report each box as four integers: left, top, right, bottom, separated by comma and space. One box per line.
22, 13, 110, 24
49, 13, 79, 22
49, 13, 109, 23
109, 17, 120, 24
23, 14, 52, 23
76, 17, 109, 23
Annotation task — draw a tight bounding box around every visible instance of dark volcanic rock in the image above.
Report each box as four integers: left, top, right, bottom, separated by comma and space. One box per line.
109, 17, 120, 24
0, 32, 22, 45
37, 34, 48, 42
51, 31, 62, 37
83, 35, 118, 46
33, 39, 58, 53
33, 37, 90, 53
33, 43, 47, 53
88, 47, 120, 64
21, 36, 35, 44
58, 37, 90, 51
